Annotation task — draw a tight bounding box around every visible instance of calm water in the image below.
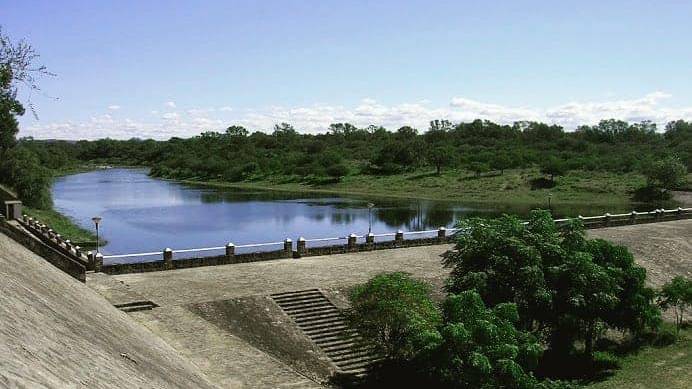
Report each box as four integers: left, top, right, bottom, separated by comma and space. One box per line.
52, 168, 642, 263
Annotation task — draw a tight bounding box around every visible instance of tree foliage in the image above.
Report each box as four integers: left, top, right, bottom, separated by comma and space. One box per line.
442, 211, 660, 358
657, 276, 692, 334
347, 272, 442, 361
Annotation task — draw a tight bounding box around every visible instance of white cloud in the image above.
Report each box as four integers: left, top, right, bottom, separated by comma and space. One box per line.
18, 92, 692, 140
107, 105, 121, 111
218, 106, 233, 112
164, 101, 176, 108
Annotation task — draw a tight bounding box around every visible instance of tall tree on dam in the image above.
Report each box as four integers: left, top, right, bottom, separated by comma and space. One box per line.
0, 27, 53, 208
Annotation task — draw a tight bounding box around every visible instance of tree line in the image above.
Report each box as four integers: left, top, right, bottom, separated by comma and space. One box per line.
4, 118, 689, 208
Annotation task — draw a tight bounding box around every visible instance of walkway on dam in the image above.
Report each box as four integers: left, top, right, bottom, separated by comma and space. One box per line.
86, 219, 690, 388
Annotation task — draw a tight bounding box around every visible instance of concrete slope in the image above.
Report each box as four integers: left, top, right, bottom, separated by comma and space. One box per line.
0, 233, 218, 389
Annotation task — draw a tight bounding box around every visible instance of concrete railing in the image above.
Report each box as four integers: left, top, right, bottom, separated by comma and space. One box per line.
17, 214, 94, 270
0, 213, 87, 282
98, 207, 691, 275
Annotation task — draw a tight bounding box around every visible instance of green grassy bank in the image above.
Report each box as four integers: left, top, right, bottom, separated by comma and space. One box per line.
178, 168, 647, 206
588, 326, 691, 389
23, 207, 99, 249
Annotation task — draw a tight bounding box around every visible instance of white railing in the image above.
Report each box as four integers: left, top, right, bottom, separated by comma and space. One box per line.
99, 207, 690, 264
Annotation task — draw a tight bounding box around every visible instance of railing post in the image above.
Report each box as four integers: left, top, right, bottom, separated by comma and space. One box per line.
64, 239, 72, 251
225, 242, 235, 259
677, 207, 683, 219
297, 237, 307, 257
348, 233, 357, 251
283, 238, 292, 257
395, 230, 404, 246
437, 227, 446, 241
74, 246, 82, 257
603, 213, 611, 227
366, 232, 375, 249
629, 211, 637, 224
94, 253, 103, 272
654, 209, 661, 222
163, 248, 173, 269
87, 251, 95, 271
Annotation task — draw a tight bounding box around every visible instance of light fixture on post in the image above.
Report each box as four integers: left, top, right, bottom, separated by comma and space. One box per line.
91, 216, 102, 253
367, 202, 375, 234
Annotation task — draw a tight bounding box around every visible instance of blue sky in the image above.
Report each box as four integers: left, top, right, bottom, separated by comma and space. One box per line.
3, 0, 692, 139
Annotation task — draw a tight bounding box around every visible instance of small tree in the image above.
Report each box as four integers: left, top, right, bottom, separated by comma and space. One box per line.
347, 272, 442, 361
658, 276, 692, 334
492, 153, 513, 175
540, 157, 567, 181
643, 156, 687, 190
325, 163, 348, 181
427, 145, 455, 175
469, 161, 490, 178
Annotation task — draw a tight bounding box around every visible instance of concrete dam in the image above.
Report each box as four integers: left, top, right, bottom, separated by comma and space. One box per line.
1, 203, 690, 387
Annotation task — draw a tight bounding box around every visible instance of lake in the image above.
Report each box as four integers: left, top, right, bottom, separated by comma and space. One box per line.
52, 168, 643, 263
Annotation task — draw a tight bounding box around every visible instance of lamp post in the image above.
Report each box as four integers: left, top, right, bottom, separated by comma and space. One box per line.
91, 216, 102, 253
367, 203, 375, 234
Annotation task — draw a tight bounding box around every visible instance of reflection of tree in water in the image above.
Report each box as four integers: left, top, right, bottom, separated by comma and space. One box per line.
329, 211, 358, 225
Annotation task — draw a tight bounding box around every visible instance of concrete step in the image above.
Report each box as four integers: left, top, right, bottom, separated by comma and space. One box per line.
271, 289, 381, 381
293, 311, 342, 322
113, 300, 158, 312
281, 301, 334, 312
270, 289, 321, 299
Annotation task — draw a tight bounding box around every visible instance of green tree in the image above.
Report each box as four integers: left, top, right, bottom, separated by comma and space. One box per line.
643, 156, 687, 190
492, 153, 513, 175
427, 145, 455, 175
325, 163, 348, 181
658, 276, 692, 335
469, 161, 490, 178
431, 291, 544, 388
442, 211, 660, 359
540, 157, 567, 181
347, 272, 442, 361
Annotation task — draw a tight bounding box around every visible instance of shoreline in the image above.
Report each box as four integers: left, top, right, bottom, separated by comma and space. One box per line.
38, 166, 689, 247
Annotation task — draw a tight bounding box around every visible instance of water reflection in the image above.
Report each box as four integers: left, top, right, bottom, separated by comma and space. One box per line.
51, 168, 650, 263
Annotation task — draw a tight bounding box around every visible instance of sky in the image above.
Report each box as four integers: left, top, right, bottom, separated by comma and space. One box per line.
3, 0, 692, 140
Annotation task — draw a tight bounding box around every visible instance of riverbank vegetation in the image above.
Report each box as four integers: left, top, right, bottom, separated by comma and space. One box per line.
7, 119, 692, 208
346, 212, 690, 388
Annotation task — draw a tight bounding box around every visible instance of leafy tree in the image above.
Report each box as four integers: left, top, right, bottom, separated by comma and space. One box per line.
643, 156, 687, 190
347, 272, 442, 361
540, 157, 567, 181
0, 65, 23, 152
658, 276, 692, 334
469, 161, 490, 178
430, 291, 544, 388
492, 153, 513, 175
325, 163, 348, 181
427, 145, 455, 175
0, 146, 52, 208
442, 211, 660, 359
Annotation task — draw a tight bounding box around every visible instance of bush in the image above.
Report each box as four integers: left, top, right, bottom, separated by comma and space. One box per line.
347, 272, 442, 362
325, 163, 348, 181
592, 351, 620, 371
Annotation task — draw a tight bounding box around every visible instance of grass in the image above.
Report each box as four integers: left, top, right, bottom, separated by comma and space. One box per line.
23, 207, 100, 249
179, 168, 648, 207
588, 326, 691, 389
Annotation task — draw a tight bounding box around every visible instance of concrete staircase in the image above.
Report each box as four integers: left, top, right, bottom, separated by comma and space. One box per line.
270, 289, 382, 378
